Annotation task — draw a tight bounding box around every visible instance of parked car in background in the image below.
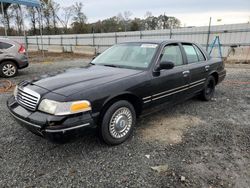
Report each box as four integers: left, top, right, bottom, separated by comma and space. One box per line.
0, 38, 28, 78
7, 40, 226, 145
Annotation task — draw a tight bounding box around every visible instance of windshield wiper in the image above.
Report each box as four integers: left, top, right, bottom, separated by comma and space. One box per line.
89, 62, 95, 65
103, 64, 119, 68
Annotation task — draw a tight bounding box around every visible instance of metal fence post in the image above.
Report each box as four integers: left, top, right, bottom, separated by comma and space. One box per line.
140, 30, 142, 39
92, 32, 95, 47
169, 28, 172, 39
48, 36, 50, 46
115, 32, 117, 44
36, 36, 39, 50
75, 35, 78, 46
61, 36, 63, 46
25, 35, 28, 49
206, 17, 212, 51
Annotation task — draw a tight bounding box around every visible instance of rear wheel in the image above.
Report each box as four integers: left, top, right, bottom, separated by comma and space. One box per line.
100, 100, 136, 145
0, 61, 18, 78
200, 76, 216, 101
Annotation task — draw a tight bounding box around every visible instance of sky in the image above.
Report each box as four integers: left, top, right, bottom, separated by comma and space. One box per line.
56, 0, 250, 26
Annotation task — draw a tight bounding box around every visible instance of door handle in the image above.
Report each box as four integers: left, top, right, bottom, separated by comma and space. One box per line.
205, 65, 210, 71
182, 70, 190, 74
182, 70, 190, 77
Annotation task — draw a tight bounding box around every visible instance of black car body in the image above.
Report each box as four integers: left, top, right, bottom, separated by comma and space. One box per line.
7, 40, 226, 145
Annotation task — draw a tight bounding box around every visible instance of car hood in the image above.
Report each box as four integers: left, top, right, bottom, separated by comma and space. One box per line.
31, 65, 143, 96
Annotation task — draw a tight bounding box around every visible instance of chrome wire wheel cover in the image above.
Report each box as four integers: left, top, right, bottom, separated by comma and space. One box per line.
2, 64, 16, 76
109, 107, 133, 139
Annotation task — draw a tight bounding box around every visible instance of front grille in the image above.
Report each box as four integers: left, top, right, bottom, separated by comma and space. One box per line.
16, 87, 40, 111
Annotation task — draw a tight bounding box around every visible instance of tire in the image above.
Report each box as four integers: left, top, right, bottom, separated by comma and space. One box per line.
0, 61, 18, 78
100, 100, 136, 145
200, 76, 216, 101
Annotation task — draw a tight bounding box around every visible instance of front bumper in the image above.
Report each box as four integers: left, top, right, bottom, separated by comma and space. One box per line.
7, 96, 96, 141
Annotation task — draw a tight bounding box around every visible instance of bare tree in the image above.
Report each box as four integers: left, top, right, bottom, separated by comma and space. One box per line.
144, 11, 153, 18
124, 11, 132, 21
11, 5, 23, 35
72, 2, 87, 24
1, 3, 12, 35
41, 0, 51, 34
117, 11, 132, 31
27, 7, 38, 35
71, 2, 87, 33
59, 6, 74, 33
50, 1, 60, 34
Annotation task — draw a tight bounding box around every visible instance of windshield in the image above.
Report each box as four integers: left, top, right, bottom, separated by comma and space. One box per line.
92, 43, 158, 69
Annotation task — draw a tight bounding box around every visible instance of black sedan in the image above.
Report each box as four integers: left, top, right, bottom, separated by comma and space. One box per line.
7, 40, 226, 145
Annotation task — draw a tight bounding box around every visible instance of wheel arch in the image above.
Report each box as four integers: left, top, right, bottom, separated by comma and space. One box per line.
98, 92, 143, 124
0, 59, 19, 69
209, 71, 219, 85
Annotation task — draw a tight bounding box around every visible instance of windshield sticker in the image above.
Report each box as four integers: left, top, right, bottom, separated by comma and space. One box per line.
141, 44, 158, 48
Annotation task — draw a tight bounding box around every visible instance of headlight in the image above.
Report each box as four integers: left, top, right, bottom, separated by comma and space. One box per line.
38, 99, 91, 116
13, 86, 18, 98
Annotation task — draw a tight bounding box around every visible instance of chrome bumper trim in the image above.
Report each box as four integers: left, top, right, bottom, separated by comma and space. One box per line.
9, 110, 90, 133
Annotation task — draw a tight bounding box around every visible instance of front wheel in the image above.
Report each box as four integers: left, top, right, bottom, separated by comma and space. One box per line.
200, 76, 216, 101
100, 100, 136, 145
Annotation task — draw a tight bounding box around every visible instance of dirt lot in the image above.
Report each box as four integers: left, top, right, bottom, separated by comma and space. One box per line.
0, 59, 249, 187
28, 52, 91, 64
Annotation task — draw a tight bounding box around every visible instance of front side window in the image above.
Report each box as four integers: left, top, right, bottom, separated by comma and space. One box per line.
161, 44, 183, 66
182, 44, 199, 63
0, 42, 13, 49
92, 43, 158, 70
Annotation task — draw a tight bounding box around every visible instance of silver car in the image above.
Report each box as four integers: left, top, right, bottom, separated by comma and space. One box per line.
0, 38, 29, 78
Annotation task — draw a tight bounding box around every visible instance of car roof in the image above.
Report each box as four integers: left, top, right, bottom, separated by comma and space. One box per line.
0, 38, 16, 43
0, 38, 12, 41
121, 39, 191, 45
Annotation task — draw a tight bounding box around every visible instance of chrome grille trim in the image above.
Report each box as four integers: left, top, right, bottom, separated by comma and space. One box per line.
16, 87, 41, 111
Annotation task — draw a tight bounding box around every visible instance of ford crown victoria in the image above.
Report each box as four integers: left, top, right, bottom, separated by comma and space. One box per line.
7, 40, 226, 145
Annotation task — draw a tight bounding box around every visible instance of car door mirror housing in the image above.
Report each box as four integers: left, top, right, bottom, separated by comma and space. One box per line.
157, 61, 175, 71
92, 52, 101, 60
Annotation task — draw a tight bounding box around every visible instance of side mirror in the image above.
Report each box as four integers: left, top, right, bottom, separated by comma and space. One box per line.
92, 52, 101, 60
157, 61, 174, 71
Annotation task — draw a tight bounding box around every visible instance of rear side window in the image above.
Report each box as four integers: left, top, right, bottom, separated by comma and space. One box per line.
0, 42, 13, 49
182, 44, 199, 63
194, 45, 206, 61
161, 44, 183, 66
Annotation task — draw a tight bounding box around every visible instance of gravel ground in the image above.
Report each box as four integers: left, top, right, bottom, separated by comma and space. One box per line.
0, 60, 249, 187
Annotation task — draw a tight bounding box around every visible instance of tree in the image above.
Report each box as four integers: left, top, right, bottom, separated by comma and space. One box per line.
71, 2, 87, 33
130, 18, 141, 31
9, 4, 23, 35
0, 3, 12, 35
41, 0, 52, 34
59, 6, 74, 33
27, 7, 38, 35
50, 1, 60, 34
117, 11, 132, 31
39, 0, 60, 35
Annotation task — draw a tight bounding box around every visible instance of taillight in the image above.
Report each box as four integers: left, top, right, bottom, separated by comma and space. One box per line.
18, 44, 26, 54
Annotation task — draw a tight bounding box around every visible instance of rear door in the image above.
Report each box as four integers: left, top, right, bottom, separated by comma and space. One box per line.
181, 43, 209, 94
147, 43, 190, 105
